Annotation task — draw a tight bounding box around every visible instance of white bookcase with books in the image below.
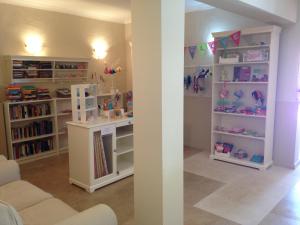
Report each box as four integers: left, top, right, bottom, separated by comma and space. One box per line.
210, 26, 281, 170
3, 56, 89, 83
4, 99, 57, 163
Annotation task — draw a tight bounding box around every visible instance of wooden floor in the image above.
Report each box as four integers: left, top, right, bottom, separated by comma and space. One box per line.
19, 149, 300, 225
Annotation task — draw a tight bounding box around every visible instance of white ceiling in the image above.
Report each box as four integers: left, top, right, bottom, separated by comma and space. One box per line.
0, 0, 213, 24
185, 0, 214, 13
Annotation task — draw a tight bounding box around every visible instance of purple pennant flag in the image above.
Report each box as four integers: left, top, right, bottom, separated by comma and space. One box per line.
188, 46, 197, 59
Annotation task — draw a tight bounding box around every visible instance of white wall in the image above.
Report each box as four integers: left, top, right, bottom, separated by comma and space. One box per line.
0, 3, 128, 100
184, 8, 266, 151
273, 1, 300, 168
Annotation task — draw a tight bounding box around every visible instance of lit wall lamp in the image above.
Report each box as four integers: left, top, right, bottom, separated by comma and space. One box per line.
92, 39, 108, 60
24, 34, 43, 55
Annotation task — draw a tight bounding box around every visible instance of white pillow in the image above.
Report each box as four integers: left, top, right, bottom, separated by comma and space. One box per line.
0, 200, 23, 225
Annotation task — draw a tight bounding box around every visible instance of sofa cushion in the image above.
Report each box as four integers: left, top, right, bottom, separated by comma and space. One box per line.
0, 200, 23, 225
19, 198, 78, 225
0, 180, 52, 211
0, 155, 7, 161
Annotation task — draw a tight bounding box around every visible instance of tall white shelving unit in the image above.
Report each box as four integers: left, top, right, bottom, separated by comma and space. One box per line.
210, 26, 281, 170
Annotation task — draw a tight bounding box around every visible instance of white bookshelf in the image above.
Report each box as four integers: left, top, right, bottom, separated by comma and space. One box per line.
210, 25, 281, 170
4, 99, 57, 163
4, 56, 89, 84
68, 117, 134, 192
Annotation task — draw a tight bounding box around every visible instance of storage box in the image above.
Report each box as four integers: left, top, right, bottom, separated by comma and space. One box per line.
243, 49, 269, 62
219, 56, 239, 64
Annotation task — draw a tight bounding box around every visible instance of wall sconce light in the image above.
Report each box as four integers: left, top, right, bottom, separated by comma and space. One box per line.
24, 34, 43, 55
92, 39, 108, 60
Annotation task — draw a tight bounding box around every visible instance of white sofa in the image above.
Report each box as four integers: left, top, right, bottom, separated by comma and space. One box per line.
0, 156, 118, 225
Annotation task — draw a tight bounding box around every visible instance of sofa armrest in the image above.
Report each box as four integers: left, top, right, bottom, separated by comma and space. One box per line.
0, 160, 20, 186
0, 155, 7, 161
55, 204, 118, 225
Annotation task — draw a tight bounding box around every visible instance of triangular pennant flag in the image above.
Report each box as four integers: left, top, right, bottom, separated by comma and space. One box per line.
197, 43, 208, 56
188, 46, 197, 59
230, 31, 241, 46
208, 40, 217, 55
219, 36, 229, 49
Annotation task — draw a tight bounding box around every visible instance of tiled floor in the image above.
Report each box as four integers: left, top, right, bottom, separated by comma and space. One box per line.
19, 149, 300, 225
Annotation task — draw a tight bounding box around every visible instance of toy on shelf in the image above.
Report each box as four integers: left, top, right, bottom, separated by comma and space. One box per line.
233, 66, 251, 82
251, 67, 268, 82
232, 149, 248, 159
215, 126, 265, 138
250, 154, 264, 164
126, 91, 133, 113
220, 69, 230, 82
232, 89, 244, 109
252, 90, 266, 115
214, 142, 234, 156
113, 91, 122, 109
215, 84, 231, 112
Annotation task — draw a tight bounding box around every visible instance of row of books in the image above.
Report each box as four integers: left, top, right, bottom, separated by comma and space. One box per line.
22, 86, 37, 100
94, 131, 112, 178
13, 138, 54, 160
13, 71, 53, 79
37, 88, 51, 99
13, 60, 52, 69
6, 85, 22, 101
6, 85, 51, 101
55, 62, 87, 69
9, 103, 51, 120
11, 120, 53, 141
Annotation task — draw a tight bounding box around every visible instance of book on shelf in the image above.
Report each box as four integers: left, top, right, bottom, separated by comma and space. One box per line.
13, 138, 54, 159
9, 103, 52, 120
11, 120, 53, 141
6, 85, 22, 101
37, 88, 51, 99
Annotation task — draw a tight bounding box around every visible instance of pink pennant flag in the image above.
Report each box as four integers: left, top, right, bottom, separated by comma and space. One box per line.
230, 31, 241, 46
208, 40, 217, 55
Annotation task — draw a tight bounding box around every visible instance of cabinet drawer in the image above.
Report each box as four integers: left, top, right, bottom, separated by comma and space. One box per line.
116, 119, 133, 128
100, 125, 114, 135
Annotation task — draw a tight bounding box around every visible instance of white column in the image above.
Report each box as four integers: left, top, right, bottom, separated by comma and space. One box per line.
132, 1, 185, 225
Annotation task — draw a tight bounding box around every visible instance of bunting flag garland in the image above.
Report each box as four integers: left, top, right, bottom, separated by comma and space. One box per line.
184, 30, 241, 58
188, 46, 197, 59
197, 43, 208, 56
208, 40, 217, 55
230, 31, 241, 46
219, 36, 229, 49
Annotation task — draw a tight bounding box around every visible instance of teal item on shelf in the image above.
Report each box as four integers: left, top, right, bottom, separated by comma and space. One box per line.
250, 154, 264, 164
